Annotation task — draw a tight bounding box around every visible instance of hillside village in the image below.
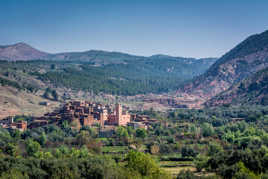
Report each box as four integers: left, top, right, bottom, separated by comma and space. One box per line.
0, 101, 157, 132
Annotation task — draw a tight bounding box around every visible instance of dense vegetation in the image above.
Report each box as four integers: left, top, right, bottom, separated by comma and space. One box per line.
1, 105, 268, 178
0, 57, 216, 95
0, 76, 37, 92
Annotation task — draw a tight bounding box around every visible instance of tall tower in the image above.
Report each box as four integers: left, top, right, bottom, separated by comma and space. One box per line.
115, 103, 122, 125
99, 112, 104, 127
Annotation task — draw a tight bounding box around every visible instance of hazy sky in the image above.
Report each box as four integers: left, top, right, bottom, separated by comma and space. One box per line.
1, 0, 268, 58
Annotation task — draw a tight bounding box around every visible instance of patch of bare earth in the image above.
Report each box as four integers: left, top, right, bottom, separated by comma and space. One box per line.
0, 86, 60, 119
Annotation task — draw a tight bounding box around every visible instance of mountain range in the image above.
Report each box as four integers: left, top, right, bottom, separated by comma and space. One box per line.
1, 30, 268, 108
0, 43, 217, 95
0, 42, 216, 65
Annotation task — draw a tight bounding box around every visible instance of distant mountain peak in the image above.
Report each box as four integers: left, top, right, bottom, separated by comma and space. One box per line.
150, 54, 172, 58
14, 42, 28, 46
0, 42, 49, 61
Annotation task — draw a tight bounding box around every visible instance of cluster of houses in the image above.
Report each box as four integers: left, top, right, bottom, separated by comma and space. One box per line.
28, 101, 156, 130
0, 117, 27, 131
0, 101, 157, 132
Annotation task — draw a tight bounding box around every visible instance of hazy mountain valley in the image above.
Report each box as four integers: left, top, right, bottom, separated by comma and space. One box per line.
1, 2, 268, 177
0, 43, 218, 118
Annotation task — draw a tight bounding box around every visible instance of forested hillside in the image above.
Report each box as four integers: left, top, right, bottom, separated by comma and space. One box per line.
0, 55, 216, 95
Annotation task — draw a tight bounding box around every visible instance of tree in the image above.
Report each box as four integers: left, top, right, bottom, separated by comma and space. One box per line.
38, 132, 47, 146
125, 151, 171, 179
76, 131, 91, 146
201, 123, 215, 137
26, 139, 41, 156
0, 168, 28, 179
116, 126, 129, 138
181, 146, 198, 158
208, 142, 223, 156
10, 129, 21, 141
51, 90, 59, 101
43, 88, 51, 99
194, 155, 208, 172
136, 128, 147, 138
34, 151, 53, 160
176, 170, 197, 179
4, 143, 18, 156
50, 64, 56, 70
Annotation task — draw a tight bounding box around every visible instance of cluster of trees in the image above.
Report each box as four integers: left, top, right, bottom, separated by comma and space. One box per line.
0, 122, 170, 178
0, 76, 36, 92
35, 64, 183, 95
135, 106, 268, 178
0, 153, 168, 179
43, 88, 59, 101
1, 105, 268, 178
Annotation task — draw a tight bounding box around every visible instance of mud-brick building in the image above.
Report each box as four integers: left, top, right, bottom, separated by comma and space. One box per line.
106, 104, 130, 126
0, 117, 27, 131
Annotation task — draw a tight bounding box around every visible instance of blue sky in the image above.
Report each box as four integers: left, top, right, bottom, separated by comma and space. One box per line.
0, 0, 268, 58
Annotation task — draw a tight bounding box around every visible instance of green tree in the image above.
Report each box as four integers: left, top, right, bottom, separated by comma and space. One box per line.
116, 126, 129, 138
208, 142, 223, 156
0, 168, 28, 179
194, 155, 209, 172
125, 151, 171, 179
76, 131, 91, 146
181, 146, 198, 158
4, 143, 18, 156
201, 123, 215, 137
176, 170, 196, 179
38, 132, 47, 146
26, 139, 41, 156
136, 128, 147, 138
51, 90, 59, 101
234, 161, 260, 179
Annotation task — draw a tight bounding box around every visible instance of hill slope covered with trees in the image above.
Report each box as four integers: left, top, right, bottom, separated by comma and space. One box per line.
0, 54, 216, 95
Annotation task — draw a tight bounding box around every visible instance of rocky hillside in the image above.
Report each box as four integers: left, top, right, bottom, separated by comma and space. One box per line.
206, 67, 268, 106
0, 43, 49, 61
180, 30, 268, 99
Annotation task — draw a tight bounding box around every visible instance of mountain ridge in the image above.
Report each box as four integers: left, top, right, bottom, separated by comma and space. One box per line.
0, 42, 217, 64
179, 30, 268, 101
206, 67, 268, 106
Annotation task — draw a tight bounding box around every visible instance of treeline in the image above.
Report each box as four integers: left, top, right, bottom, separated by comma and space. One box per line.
0, 152, 171, 179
